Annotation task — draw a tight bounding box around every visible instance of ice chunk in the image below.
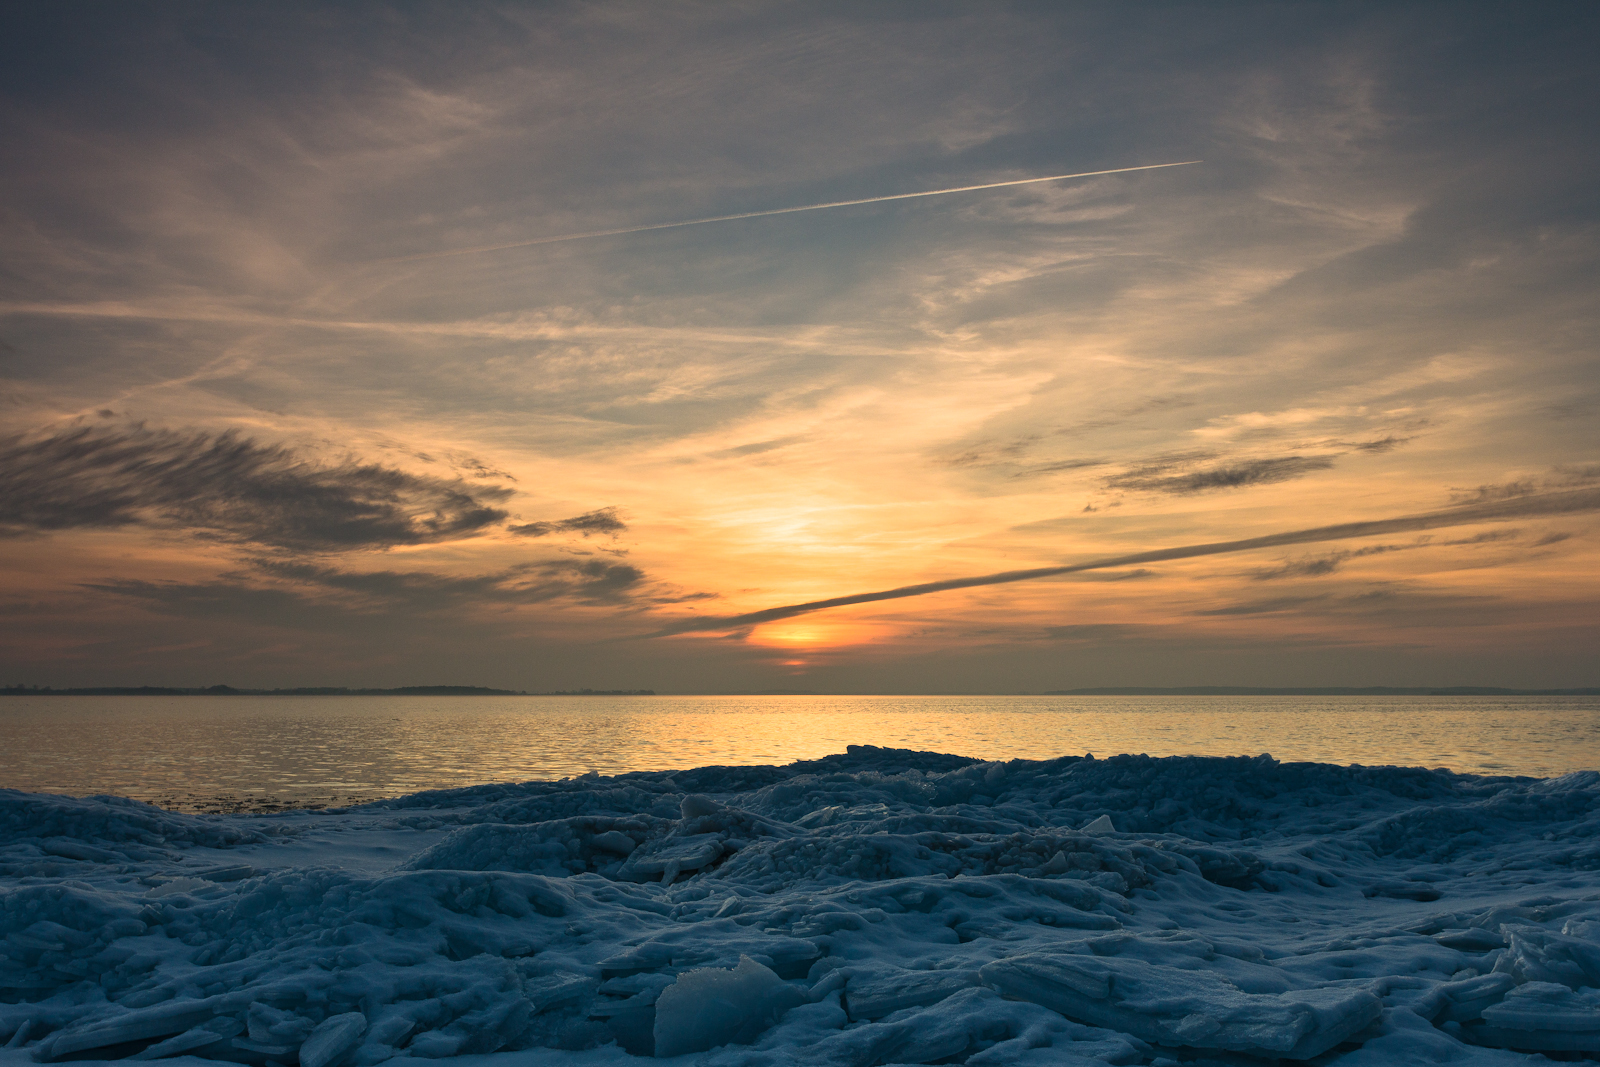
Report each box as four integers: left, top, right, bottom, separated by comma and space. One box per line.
1435, 928, 1505, 951
398, 816, 665, 876
38, 838, 125, 863
1081, 815, 1115, 834
680, 794, 720, 819
34, 997, 225, 1061
1496, 923, 1600, 988
127, 1017, 242, 1060
980, 953, 1381, 1060
652, 955, 806, 1057
619, 833, 724, 883
0, 790, 262, 849
247, 1001, 314, 1045
525, 973, 597, 1013
407, 1030, 462, 1058
1469, 982, 1600, 1051
1363, 880, 1442, 901
791, 985, 1150, 1067
1482, 981, 1600, 1031
591, 830, 636, 855
1433, 972, 1516, 1022
144, 877, 211, 897
298, 1013, 368, 1067
843, 968, 981, 1020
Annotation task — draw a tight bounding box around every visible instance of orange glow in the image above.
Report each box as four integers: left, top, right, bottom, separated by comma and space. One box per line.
749, 619, 883, 649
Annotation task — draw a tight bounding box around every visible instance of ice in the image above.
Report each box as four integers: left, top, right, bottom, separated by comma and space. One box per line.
1494, 922, 1600, 987
1468, 981, 1600, 1051
980, 950, 1381, 1059
651, 956, 804, 1056
840, 966, 981, 1020
297, 1012, 368, 1067
33, 997, 227, 1060
126, 1016, 242, 1059
2, 746, 1600, 1065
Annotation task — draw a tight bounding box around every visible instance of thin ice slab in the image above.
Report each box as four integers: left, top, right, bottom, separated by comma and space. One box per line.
981, 952, 1381, 1060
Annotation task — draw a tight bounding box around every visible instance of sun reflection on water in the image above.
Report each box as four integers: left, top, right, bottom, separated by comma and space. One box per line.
0, 694, 1595, 810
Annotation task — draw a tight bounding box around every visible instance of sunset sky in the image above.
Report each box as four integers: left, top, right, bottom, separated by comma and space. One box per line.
2, 2, 1596, 692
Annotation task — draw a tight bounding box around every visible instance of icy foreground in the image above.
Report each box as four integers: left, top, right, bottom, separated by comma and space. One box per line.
3, 749, 1599, 1066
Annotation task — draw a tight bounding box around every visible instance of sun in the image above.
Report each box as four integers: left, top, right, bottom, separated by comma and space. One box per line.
749, 619, 881, 649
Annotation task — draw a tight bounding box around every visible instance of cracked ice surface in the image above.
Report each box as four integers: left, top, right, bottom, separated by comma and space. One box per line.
2, 748, 1599, 1066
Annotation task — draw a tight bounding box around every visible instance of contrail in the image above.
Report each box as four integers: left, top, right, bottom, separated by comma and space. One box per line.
646, 487, 1600, 637
385, 161, 1200, 262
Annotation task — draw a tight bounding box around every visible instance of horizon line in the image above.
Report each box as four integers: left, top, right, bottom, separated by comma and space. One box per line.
6, 685, 1595, 696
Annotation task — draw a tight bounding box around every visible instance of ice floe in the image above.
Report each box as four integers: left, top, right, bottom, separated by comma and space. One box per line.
2, 747, 1599, 1065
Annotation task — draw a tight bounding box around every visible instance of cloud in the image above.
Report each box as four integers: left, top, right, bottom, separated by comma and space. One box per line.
1450, 465, 1600, 506
261, 558, 647, 608
1196, 594, 1327, 616
1105, 454, 1337, 494
1073, 569, 1157, 582
1451, 479, 1542, 505
1252, 543, 1405, 580
1040, 623, 1146, 641
1195, 586, 1503, 626
649, 486, 1600, 636
89, 557, 647, 624
706, 436, 806, 459
1349, 436, 1409, 453
1021, 458, 1109, 477
1251, 528, 1535, 580
385, 162, 1201, 261
508, 507, 626, 538
79, 579, 343, 631
0, 424, 514, 551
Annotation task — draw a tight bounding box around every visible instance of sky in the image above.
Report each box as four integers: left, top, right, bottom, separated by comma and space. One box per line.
1, 2, 1596, 692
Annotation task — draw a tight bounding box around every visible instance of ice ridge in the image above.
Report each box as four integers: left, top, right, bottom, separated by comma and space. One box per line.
2, 748, 1598, 1065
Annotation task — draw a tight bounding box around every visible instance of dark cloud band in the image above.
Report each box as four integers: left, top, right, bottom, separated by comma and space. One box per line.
650, 487, 1600, 636
509, 507, 626, 538
1105, 455, 1337, 494
0, 424, 512, 551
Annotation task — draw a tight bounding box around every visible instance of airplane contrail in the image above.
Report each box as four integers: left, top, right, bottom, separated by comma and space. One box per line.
385, 161, 1201, 262
646, 486, 1600, 637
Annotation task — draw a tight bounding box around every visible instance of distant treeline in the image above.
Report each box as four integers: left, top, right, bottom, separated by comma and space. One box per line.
1043, 686, 1600, 696
0, 685, 656, 696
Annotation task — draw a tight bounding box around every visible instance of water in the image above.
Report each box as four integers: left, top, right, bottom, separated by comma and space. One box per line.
2, 694, 1597, 811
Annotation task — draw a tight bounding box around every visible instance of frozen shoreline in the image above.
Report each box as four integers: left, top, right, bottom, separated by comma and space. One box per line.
3, 746, 1598, 1065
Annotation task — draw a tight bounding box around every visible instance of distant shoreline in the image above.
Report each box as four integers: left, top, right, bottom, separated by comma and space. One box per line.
1, 684, 1593, 697
1039, 686, 1600, 696
0, 685, 656, 697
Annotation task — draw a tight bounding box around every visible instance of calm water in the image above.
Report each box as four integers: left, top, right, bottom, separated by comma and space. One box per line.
2, 695, 1597, 810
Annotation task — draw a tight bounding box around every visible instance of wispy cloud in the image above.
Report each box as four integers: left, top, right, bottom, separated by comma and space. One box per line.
0, 424, 512, 551
254, 558, 645, 608
1105, 454, 1337, 494
0, 423, 637, 559
89, 557, 648, 625
509, 507, 626, 539
383, 162, 1202, 262
1252, 543, 1410, 580
2, 4, 1596, 687
1450, 465, 1600, 506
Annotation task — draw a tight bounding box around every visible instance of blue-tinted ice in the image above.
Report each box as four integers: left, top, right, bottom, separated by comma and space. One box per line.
2, 748, 1598, 1064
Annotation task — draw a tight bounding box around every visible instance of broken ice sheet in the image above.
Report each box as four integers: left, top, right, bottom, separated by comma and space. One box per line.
2, 749, 1599, 1064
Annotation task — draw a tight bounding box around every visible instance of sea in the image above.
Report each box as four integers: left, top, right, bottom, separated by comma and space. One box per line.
2, 693, 1597, 812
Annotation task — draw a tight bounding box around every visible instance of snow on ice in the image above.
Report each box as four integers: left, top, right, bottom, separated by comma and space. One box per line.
2, 748, 1599, 1066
